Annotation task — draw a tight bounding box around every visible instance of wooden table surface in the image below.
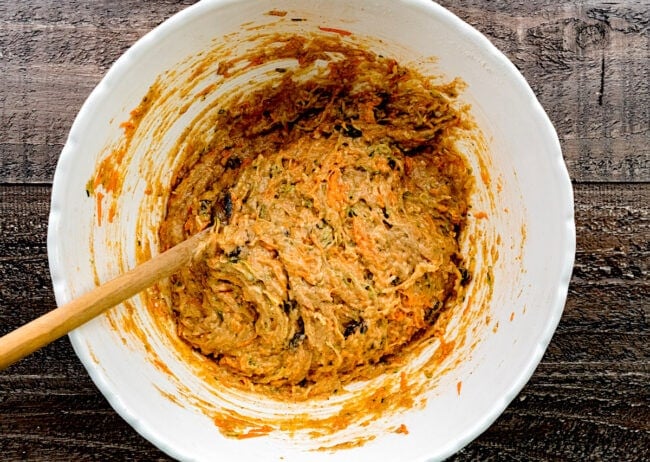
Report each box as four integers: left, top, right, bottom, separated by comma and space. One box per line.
0, 1, 648, 460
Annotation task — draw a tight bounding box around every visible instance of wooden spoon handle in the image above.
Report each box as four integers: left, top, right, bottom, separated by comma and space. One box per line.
0, 228, 212, 370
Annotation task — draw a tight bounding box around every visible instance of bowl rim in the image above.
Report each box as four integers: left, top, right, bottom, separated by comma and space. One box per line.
47, 0, 576, 460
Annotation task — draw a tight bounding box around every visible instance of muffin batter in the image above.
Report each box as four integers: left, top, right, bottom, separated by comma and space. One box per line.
158, 36, 473, 398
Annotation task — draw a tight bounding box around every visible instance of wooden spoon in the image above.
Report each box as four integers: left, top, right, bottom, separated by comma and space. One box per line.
0, 227, 214, 370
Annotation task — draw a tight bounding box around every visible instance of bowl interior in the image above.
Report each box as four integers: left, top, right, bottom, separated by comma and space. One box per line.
48, 0, 574, 460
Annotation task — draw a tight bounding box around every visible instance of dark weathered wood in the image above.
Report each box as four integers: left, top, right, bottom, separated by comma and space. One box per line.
0, 0, 648, 460
0, 1, 648, 183
439, 0, 650, 183
1, 182, 648, 460
0, 0, 196, 184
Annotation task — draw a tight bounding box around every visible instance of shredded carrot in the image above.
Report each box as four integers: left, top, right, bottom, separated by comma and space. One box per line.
456, 381, 462, 396
359, 101, 377, 123
510, 312, 515, 322
326, 168, 346, 208
400, 371, 408, 393
158, 35, 474, 402
391, 309, 406, 322
351, 216, 372, 252
474, 211, 488, 219
403, 157, 414, 175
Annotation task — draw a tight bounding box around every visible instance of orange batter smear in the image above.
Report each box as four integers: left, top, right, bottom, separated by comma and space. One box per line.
108, 32, 499, 445
317, 435, 376, 451
93, 149, 123, 193
87, 83, 161, 222
108, 202, 117, 224
120, 120, 136, 138
238, 425, 274, 440
480, 163, 490, 186
318, 26, 353, 36
152, 358, 174, 377
95, 192, 104, 226
395, 423, 409, 435
201, 361, 427, 441
213, 412, 273, 439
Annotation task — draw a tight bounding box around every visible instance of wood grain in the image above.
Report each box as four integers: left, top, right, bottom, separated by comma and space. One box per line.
440, 0, 650, 183
0, 0, 648, 460
0, 0, 648, 183
0, 0, 196, 184
1, 183, 648, 460
0, 225, 211, 370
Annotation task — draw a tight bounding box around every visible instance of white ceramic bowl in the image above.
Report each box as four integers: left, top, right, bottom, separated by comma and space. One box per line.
48, 0, 575, 460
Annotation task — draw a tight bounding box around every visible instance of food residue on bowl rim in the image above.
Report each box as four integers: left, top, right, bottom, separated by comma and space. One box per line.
84, 15, 507, 450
